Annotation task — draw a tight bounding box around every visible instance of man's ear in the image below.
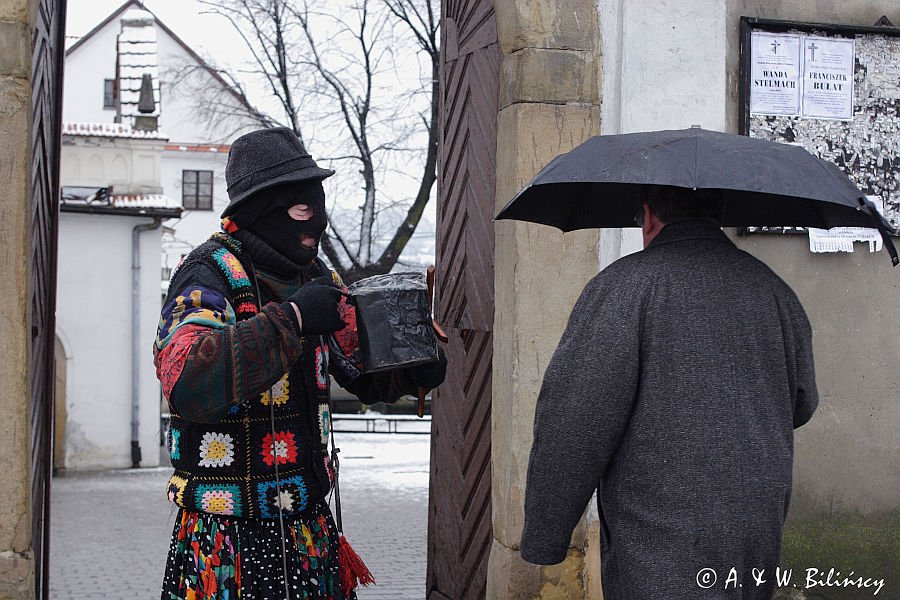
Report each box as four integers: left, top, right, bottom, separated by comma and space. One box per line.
642, 203, 666, 247
641, 203, 655, 235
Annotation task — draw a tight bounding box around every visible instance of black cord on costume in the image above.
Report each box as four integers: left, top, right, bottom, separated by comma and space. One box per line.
321, 334, 343, 535
271, 390, 291, 600
253, 267, 291, 600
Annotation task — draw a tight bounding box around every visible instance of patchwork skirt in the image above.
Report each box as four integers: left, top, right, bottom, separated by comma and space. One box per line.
160, 500, 353, 600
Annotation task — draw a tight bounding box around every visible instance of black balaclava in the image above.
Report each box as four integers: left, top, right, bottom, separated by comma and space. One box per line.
232, 181, 327, 266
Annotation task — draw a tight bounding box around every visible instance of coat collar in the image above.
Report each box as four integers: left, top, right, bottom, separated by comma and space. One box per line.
647, 219, 731, 249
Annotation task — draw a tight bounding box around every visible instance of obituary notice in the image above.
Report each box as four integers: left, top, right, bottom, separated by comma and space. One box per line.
801, 36, 855, 120
750, 32, 802, 116
750, 32, 856, 120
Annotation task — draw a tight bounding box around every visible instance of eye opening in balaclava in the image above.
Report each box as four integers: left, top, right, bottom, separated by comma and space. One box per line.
230, 180, 328, 265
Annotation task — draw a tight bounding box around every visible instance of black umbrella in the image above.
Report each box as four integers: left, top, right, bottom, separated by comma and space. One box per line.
496, 127, 898, 265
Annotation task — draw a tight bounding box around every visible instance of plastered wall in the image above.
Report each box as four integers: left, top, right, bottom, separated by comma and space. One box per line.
724, 0, 900, 517
56, 212, 164, 469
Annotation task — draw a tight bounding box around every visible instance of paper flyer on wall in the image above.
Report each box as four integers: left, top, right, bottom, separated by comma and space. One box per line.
750, 32, 856, 121
750, 32, 802, 116
801, 36, 855, 120
808, 196, 884, 254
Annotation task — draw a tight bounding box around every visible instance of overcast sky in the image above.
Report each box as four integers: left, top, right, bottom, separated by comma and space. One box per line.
65, 1, 279, 121
67, 1, 246, 61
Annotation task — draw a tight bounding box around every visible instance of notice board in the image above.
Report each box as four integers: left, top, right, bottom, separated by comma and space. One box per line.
739, 17, 900, 230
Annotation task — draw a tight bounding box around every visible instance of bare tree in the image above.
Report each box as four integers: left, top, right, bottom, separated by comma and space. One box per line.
197, 0, 439, 282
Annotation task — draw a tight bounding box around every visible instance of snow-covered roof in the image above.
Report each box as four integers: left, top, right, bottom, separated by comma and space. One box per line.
61, 186, 181, 215
111, 194, 180, 210
164, 143, 231, 153
62, 122, 168, 140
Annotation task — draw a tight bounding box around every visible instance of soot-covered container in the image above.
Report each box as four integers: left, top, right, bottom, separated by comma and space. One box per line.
347, 272, 438, 373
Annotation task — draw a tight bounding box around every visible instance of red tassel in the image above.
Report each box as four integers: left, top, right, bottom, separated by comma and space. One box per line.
338, 535, 375, 595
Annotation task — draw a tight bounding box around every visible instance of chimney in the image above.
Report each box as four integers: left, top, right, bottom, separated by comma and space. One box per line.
117, 8, 160, 130
134, 73, 158, 131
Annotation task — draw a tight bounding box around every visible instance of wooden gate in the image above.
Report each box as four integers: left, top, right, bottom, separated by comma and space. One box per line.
30, 0, 66, 596
428, 1, 500, 598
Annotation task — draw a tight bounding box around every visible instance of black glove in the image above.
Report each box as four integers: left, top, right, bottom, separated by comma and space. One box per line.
287, 275, 346, 336
406, 346, 447, 390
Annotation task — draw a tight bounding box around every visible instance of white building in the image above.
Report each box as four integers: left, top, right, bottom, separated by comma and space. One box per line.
64, 0, 259, 276
58, 124, 180, 470
57, 1, 258, 469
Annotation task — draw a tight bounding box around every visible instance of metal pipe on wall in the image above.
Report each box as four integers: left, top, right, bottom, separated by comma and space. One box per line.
132, 217, 162, 468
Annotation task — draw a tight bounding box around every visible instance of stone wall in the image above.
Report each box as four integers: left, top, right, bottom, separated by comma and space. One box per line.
0, 0, 35, 597
489, 1, 602, 597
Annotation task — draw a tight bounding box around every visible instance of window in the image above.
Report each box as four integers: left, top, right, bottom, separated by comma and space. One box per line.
103, 79, 116, 109
182, 170, 213, 210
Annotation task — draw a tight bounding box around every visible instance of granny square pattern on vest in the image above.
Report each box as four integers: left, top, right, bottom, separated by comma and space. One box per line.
167, 474, 188, 506
315, 345, 329, 391
160, 233, 336, 520
168, 427, 181, 461
317, 404, 331, 447
195, 483, 243, 516
260, 373, 290, 406
257, 475, 309, 518
198, 431, 236, 468
211, 247, 252, 289
261, 431, 299, 466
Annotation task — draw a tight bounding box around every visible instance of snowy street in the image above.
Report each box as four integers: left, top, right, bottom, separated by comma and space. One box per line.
49, 433, 431, 599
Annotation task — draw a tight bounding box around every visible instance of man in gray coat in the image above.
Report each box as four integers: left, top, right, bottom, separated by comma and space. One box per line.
521, 186, 818, 600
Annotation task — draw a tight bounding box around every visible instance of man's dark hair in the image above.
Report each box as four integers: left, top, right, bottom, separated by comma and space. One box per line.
643, 186, 724, 225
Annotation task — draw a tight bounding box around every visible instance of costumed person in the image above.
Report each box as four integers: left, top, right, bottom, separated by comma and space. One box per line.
521, 186, 818, 600
154, 127, 446, 600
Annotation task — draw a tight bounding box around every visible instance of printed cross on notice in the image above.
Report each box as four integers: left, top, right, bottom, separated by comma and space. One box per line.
770, 40, 780, 55
807, 42, 818, 61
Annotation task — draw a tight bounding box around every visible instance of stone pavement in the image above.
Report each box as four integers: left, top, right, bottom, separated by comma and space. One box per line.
49, 433, 431, 599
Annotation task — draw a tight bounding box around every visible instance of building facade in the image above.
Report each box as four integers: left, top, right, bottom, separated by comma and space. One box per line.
63, 0, 259, 278
56, 2, 258, 470
57, 123, 180, 470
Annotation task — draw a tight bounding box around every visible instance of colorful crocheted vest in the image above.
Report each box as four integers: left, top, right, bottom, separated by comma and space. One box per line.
164, 233, 334, 519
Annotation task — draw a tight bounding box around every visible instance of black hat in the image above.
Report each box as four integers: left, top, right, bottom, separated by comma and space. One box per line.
222, 127, 335, 217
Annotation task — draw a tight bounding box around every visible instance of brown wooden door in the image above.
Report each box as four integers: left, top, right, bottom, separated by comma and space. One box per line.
30, 0, 66, 596
428, 1, 500, 598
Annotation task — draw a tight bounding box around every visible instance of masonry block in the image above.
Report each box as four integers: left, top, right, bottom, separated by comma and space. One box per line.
0, 21, 28, 77
495, 0, 600, 54
492, 101, 600, 551
500, 47, 600, 109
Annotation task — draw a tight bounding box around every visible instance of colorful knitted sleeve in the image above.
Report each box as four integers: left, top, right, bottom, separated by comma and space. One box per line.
154, 263, 304, 423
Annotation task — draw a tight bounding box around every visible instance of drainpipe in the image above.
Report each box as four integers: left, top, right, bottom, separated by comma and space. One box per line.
132, 217, 163, 468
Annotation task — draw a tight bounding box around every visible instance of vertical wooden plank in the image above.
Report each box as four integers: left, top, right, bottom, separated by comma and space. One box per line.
29, 0, 66, 597
428, 0, 499, 598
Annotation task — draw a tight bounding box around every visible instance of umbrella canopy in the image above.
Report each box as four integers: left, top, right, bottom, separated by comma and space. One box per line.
496, 127, 898, 264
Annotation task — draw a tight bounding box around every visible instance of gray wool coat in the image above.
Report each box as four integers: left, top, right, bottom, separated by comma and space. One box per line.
521, 220, 818, 600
